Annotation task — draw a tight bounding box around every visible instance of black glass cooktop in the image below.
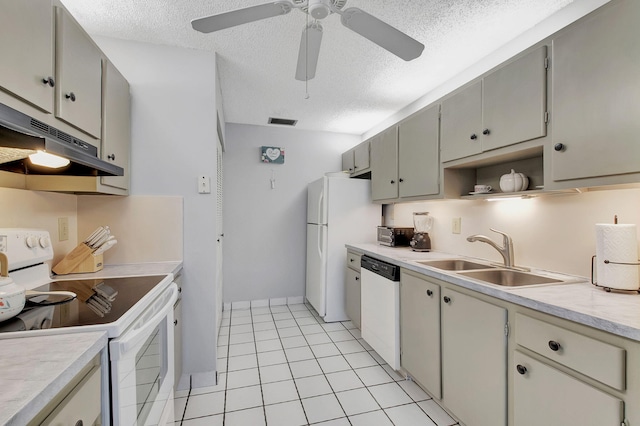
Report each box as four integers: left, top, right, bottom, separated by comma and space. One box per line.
0, 275, 166, 333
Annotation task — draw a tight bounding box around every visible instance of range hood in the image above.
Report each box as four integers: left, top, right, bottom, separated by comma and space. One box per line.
0, 102, 123, 176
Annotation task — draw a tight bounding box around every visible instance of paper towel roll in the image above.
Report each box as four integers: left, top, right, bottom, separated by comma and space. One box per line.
595, 224, 639, 290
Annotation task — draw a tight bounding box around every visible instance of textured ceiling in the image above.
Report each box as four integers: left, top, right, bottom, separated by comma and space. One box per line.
60, 0, 574, 135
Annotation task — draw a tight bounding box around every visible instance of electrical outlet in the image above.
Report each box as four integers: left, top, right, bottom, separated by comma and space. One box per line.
452, 217, 462, 234
58, 217, 69, 241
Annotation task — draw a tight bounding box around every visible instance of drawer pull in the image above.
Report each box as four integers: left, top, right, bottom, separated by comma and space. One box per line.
350, 258, 354, 262
355, 276, 359, 281
516, 364, 527, 375
443, 296, 451, 304
426, 289, 433, 297
548, 340, 561, 351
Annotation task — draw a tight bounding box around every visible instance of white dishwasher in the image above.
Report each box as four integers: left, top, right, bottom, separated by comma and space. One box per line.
360, 255, 401, 370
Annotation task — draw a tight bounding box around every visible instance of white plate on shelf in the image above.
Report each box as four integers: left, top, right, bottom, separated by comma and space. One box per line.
469, 191, 493, 195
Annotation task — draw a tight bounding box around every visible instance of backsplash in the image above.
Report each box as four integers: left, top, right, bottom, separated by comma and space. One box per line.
0, 187, 183, 267
0, 188, 78, 265
386, 187, 640, 278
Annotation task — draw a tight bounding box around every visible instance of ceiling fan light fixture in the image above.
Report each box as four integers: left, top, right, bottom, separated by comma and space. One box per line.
308, 0, 331, 19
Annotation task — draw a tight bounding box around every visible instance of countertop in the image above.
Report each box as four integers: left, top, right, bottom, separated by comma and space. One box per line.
0, 331, 107, 426
53, 261, 183, 280
347, 244, 640, 342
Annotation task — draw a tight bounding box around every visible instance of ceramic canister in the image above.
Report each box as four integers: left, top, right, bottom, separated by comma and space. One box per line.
0, 276, 25, 322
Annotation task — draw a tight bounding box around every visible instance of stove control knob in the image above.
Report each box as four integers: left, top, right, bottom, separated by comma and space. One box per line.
25, 235, 38, 249
39, 236, 51, 248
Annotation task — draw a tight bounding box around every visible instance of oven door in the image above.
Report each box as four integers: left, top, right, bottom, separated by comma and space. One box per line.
110, 283, 178, 426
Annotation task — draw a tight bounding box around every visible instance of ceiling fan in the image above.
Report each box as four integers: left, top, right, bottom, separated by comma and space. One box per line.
191, 0, 425, 81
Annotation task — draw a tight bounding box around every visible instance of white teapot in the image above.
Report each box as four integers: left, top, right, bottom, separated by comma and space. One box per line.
500, 169, 529, 192
0, 252, 25, 323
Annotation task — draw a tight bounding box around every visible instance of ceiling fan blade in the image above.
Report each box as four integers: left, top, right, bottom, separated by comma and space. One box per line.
340, 7, 424, 61
295, 22, 323, 81
192, 1, 294, 33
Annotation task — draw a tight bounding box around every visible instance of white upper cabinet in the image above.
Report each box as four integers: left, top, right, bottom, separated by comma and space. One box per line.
0, 0, 55, 113
55, 7, 103, 139
370, 127, 399, 201
551, 0, 640, 182
398, 104, 440, 198
100, 61, 130, 191
441, 46, 548, 163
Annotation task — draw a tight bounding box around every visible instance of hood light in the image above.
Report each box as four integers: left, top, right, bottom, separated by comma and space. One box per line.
28, 151, 70, 169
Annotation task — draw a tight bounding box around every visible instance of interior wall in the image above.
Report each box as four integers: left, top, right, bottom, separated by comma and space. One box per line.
0, 188, 78, 266
94, 37, 220, 388
223, 123, 360, 303
387, 187, 640, 278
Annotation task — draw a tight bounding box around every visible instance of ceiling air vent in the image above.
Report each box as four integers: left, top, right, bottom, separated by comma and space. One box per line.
268, 117, 297, 126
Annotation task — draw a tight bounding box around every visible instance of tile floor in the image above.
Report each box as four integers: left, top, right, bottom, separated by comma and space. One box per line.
173, 303, 458, 425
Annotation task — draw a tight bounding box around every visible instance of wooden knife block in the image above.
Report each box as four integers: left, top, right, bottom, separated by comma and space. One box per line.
52, 243, 104, 275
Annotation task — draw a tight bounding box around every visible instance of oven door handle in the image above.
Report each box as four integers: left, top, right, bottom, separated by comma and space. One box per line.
110, 284, 178, 360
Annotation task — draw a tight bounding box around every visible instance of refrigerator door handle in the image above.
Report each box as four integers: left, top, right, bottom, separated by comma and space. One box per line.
317, 190, 324, 225
317, 225, 323, 258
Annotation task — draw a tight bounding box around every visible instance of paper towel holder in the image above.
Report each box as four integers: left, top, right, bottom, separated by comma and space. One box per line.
591, 255, 640, 293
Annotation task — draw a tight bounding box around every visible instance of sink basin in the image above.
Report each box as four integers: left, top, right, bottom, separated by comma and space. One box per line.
458, 269, 563, 287
417, 259, 496, 271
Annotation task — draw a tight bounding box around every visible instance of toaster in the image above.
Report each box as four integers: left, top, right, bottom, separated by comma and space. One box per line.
377, 226, 415, 247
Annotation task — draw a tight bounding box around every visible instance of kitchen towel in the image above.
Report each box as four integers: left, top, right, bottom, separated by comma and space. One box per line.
595, 223, 639, 290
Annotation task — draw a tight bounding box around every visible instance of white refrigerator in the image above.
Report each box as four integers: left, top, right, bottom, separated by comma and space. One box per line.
306, 174, 380, 322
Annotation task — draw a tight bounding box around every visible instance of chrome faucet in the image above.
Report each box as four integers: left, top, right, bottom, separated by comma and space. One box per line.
467, 228, 515, 268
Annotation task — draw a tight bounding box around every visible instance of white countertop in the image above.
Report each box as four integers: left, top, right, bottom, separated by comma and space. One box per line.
0, 331, 107, 426
347, 244, 640, 342
53, 261, 183, 280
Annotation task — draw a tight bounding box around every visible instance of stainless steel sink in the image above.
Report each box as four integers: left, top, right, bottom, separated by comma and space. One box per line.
458, 269, 563, 287
416, 259, 496, 271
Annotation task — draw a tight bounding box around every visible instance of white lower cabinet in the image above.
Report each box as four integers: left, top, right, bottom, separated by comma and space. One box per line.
345, 267, 361, 329
400, 271, 441, 398
441, 288, 507, 426
513, 351, 624, 426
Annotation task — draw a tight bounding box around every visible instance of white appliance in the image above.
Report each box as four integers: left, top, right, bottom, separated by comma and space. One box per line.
306, 173, 380, 322
0, 229, 177, 426
360, 255, 401, 370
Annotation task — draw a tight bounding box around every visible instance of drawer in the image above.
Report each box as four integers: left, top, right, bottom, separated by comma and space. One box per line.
515, 313, 625, 390
347, 251, 361, 272
42, 365, 101, 425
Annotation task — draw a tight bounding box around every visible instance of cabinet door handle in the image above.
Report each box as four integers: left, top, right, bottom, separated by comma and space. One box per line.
548, 340, 561, 351
482, 128, 490, 135
174, 319, 178, 326
75, 421, 84, 426
42, 76, 55, 87
554, 143, 566, 152
390, 180, 395, 184
516, 364, 527, 375
443, 296, 451, 304
399, 178, 404, 183
107, 153, 116, 161
355, 276, 359, 281
426, 289, 433, 297
470, 134, 478, 140
65, 92, 77, 102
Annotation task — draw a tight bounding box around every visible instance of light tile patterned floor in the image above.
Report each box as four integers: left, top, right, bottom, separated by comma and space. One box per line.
173, 303, 458, 426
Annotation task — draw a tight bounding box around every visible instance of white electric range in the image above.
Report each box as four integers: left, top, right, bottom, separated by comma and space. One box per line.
0, 228, 178, 426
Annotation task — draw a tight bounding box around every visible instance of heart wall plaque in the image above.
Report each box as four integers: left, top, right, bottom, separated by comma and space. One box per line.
261, 146, 285, 164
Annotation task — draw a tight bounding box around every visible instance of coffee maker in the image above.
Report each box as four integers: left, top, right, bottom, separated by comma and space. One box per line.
410, 212, 433, 252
